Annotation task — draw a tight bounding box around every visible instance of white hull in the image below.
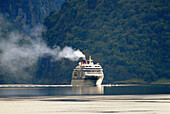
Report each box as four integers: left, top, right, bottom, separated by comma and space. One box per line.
71, 76, 103, 86
72, 56, 104, 86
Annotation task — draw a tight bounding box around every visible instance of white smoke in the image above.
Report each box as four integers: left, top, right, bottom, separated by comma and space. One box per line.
0, 25, 85, 72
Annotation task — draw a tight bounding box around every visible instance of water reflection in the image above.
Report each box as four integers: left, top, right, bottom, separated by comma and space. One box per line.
0, 86, 104, 97
0, 84, 170, 97
72, 86, 104, 95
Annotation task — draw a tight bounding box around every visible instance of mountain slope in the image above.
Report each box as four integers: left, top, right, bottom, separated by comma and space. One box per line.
0, 0, 65, 30
0, 0, 65, 84
42, 0, 170, 83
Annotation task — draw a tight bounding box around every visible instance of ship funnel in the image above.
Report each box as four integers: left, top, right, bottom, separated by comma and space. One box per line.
80, 56, 87, 65
82, 56, 86, 60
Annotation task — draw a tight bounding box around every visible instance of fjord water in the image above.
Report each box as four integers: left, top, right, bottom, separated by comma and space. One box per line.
0, 84, 170, 97
0, 84, 170, 114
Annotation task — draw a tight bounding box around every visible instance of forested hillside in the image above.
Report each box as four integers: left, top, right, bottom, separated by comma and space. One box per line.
0, 0, 169, 84
40, 0, 170, 84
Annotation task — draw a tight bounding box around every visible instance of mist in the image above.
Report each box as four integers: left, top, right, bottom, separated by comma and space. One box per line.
0, 25, 85, 73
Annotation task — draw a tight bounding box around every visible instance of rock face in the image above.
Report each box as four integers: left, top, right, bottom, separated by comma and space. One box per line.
0, 0, 64, 29
0, 0, 65, 84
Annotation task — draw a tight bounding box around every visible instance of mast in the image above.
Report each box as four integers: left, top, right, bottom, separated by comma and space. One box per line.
89, 56, 93, 64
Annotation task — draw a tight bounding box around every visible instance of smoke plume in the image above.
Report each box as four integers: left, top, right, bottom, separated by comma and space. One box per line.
0, 25, 85, 72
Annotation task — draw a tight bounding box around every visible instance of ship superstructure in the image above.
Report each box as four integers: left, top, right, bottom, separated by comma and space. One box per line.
71, 56, 104, 86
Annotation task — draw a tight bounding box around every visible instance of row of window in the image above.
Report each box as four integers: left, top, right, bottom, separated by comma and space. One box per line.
85, 66, 101, 67
84, 70, 101, 72
86, 66, 100, 67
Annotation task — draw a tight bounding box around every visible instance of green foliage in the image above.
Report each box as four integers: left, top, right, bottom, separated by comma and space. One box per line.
42, 0, 170, 84
35, 57, 76, 84
0, 0, 169, 84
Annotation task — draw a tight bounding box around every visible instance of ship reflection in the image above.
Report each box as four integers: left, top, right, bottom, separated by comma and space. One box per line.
72, 86, 104, 95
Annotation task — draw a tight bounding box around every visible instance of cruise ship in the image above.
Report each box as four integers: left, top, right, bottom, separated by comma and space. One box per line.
71, 56, 104, 86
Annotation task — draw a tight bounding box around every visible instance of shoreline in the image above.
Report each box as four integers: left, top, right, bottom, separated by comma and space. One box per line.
112, 78, 170, 85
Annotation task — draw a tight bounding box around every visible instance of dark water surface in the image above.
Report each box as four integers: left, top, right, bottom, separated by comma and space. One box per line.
0, 84, 169, 97
0, 84, 170, 114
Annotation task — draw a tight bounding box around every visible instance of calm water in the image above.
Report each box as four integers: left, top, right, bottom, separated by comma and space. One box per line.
0, 84, 170, 114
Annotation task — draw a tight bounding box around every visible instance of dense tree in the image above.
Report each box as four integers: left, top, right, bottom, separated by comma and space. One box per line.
0, 0, 169, 84
41, 0, 170, 84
